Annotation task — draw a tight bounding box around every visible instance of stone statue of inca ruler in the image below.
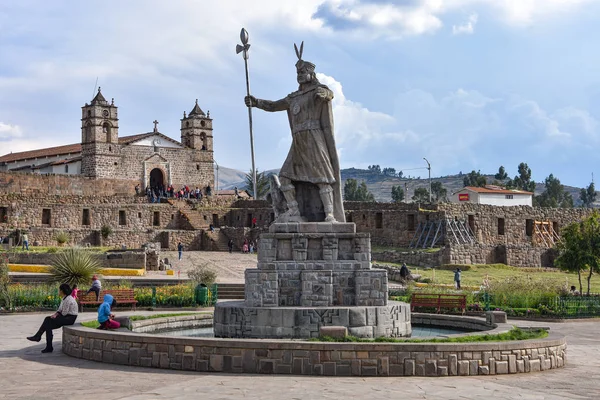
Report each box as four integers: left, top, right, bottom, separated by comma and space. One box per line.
245, 42, 345, 223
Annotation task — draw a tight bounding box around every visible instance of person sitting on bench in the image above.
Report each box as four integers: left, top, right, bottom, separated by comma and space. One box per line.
97, 294, 120, 330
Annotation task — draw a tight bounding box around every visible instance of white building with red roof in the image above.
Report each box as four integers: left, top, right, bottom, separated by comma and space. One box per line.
451, 185, 533, 207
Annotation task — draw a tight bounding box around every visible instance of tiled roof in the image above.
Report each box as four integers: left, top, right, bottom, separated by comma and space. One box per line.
0, 143, 82, 163
462, 186, 533, 195
0, 133, 181, 164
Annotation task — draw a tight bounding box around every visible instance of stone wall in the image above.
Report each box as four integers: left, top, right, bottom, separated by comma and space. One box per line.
372, 249, 443, 268
63, 321, 566, 376
0, 171, 134, 196
442, 244, 559, 268
7, 250, 146, 269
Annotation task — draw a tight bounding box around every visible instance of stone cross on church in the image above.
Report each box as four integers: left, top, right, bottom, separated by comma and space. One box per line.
153, 120, 159, 132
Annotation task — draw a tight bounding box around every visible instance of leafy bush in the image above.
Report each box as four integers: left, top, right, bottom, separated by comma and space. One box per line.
49, 248, 101, 287
55, 231, 70, 245
134, 284, 196, 307
188, 263, 217, 286
46, 247, 59, 254
101, 225, 112, 239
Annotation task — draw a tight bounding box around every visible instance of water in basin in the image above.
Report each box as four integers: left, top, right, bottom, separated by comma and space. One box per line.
150, 325, 473, 338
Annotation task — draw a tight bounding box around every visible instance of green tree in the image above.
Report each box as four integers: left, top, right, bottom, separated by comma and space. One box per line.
397, 170, 404, 179
367, 165, 381, 174
580, 181, 597, 208
344, 179, 375, 202
244, 168, 270, 199
555, 212, 600, 295
555, 222, 586, 294
535, 174, 573, 208
494, 166, 508, 181
391, 185, 404, 203
412, 187, 430, 203
382, 167, 396, 177
431, 181, 447, 203
581, 212, 600, 295
510, 162, 536, 192
463, 170, 487, 187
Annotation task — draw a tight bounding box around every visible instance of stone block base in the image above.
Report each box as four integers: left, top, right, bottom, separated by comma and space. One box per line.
213, 300, 411, 339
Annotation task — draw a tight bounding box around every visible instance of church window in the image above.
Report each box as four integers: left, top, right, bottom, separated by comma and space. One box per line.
103, 122, 112, 143
200, 133, 207, 150
201, 120, 206, 127
87, 110, 91, 117
65, 165, 69, 173
186, 121, 190, 127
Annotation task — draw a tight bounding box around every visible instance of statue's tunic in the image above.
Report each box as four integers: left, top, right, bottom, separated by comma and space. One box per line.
259, 84, 336, 184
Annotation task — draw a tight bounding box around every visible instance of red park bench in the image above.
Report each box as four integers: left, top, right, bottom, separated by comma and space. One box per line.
77, 289, 137, 312
411, 293, 466, 314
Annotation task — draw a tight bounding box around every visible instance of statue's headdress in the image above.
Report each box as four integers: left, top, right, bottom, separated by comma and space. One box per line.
294, 41, 315, 73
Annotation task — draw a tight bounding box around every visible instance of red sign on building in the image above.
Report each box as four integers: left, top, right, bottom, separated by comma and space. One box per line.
458, 193, 469, 201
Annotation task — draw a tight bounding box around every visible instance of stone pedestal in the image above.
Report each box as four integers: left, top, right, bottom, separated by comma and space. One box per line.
214, 222, 411, 339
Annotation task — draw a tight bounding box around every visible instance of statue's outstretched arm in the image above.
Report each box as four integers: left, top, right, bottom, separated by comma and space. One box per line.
245, 95, 288, 112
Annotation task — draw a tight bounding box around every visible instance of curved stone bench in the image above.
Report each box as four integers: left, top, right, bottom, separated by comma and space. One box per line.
62, 314, 566, 377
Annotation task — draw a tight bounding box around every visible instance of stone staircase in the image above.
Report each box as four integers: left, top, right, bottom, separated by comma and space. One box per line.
167, 199, 206, 230
204, 229, 230, 252
217, 283, 245, 299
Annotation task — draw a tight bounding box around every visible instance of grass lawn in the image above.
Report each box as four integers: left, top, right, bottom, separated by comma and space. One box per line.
380, 262, 600, 293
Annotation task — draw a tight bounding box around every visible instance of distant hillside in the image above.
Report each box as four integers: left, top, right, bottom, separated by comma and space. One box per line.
217, 166, 598, 206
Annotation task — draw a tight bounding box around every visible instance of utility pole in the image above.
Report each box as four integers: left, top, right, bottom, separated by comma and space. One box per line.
423, 157, 431, 203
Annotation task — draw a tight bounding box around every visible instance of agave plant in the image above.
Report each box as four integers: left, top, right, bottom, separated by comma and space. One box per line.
55, 231, 70, 246
50, 248, 101, 287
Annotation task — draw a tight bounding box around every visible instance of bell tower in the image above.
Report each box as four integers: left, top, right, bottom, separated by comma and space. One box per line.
81, 87, 120, 178
180, 99, 213, 151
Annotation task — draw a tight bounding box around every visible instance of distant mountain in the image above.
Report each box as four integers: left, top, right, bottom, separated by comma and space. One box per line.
216, 166, 598, 206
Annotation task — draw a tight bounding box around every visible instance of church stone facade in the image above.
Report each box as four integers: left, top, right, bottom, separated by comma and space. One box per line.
0, 88, 215, 191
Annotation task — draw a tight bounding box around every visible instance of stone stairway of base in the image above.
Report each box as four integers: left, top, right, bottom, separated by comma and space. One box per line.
217, 283, 245, 299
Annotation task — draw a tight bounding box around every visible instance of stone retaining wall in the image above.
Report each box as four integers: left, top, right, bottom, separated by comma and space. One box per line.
130, 314, 212, 333
62, 320, 566, 377
372, 250, 443, 268
7, 250, 146, 269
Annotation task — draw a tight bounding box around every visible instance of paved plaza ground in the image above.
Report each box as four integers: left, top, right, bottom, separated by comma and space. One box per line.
1, 312, 599, 400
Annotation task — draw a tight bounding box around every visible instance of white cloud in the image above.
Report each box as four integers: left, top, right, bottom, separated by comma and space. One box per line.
315, 0, 595, 38
453, 13, 478, 35
0, 122, 22, 139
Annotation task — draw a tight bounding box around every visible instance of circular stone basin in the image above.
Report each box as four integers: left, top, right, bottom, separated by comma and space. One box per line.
63, 313, 567, 377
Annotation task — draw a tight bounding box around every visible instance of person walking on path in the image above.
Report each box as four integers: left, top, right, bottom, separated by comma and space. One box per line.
400, 263, 410, 281
454, 268, 462, 290
27, 283, 78, 353
178, 242, 184, 260
228, 239, 234, 253
86, 275, 101, 301
22, 232, 29, 251
97, 294, 120, 330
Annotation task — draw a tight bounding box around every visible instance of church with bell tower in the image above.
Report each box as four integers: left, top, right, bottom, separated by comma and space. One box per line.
0, 87, 215, 192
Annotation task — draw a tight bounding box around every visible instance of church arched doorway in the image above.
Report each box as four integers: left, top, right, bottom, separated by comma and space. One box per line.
149, 168, 165, 191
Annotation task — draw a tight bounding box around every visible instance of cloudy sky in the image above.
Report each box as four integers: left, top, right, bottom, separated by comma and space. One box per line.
1, 0, 599, 187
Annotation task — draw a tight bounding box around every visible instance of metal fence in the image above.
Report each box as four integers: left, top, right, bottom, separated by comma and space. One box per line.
554, 296, 600, 319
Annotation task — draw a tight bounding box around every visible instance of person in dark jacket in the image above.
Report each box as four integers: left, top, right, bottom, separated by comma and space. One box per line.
454, 268, 462, 290
27, 283, 78, 353
178, 242, 184, 260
